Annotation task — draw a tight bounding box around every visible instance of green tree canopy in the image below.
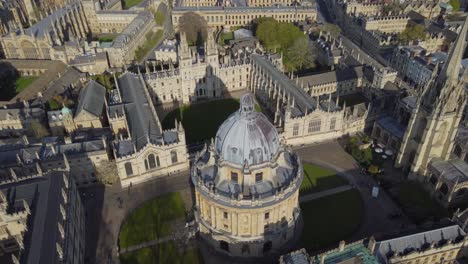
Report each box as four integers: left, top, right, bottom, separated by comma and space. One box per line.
285, 37, 317, 72
255, 18, 315, 71
450, 0, 460, 11
179, 12, 208, 46
399, 24, 426, 43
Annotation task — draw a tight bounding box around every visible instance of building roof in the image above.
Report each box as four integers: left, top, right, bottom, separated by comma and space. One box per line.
298, 66, 364, 87
375, 225, 466, 264
429, 158, 468, 183
280, 249, 310, 264
376, 116, 405, 139
215, 94, 280, 166
23, 1, 82, 38
111, 11, 153, 49
75, 80, 106, 118
314, 243, 379, 264
251, 55, 341, 117
115, 72, 164, 156
0, 171, 70, 264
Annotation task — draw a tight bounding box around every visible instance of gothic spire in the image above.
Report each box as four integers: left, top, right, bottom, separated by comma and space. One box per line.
438, 16, 468, 86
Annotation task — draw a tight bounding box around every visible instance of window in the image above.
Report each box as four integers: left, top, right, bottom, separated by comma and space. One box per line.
124, 162, 133, 176
264, 212, 269, 220
255, 173, 263, 182
293, 123, 299, 136
171, 151, 178, 164
308, 119, 321, 133
224, 212, 228, 219
330, 118, 336, 130
231, 172, 238, 182
264, 224, 269, 231
148, 154, 156, 168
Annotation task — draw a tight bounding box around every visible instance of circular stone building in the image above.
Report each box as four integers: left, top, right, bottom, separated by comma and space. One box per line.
191, 93, 303, 257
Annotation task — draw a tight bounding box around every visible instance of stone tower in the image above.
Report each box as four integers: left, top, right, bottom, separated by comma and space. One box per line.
178, 31, 193, 103
395, 17, 468, 178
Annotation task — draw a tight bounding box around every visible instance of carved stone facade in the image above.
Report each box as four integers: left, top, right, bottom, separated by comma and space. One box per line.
192, 94, 302, 257
110, 72, 189, 188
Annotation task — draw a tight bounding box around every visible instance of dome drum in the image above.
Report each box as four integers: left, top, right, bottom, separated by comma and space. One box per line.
191, 93, 303, 258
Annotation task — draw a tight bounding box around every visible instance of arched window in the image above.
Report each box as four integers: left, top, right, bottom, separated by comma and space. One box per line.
148, 154, 156, 169
171, 151, 178, 164
125, 162, 133, 176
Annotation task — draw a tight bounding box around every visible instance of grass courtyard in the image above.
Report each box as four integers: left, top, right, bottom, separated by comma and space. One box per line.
119, 192, 186, 249
162, 99, 261, 145
135, 30, 164, 61
120, 241, 203, 264
15, 76, 37, 93
393, 181, 449, 224
300, 164, 348, 194
123, 0, 144, 9
300, 189, 364, 251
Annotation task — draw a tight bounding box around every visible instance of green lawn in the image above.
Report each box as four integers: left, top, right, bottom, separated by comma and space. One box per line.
15, 76, 37, 93
300, 189, 363, 251
395, 181, 449, 224
219, 32, 234, 45
119, 192, 186, 249
300, 164, 348, 194
162, 99, 261, 145
98, 36, 116, 43
135, 30, 164, 61
120, 242, 203, 264
123, 0, 144, 9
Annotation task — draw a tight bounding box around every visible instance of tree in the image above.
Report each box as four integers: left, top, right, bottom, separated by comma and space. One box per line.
399, 24, 426, 43
285, 37, 317, 72
450, 0, 460, 11
154, 11, 165, 26
95, 160, 119, 185
30, 120, 50, 138
179, 12, 208, 46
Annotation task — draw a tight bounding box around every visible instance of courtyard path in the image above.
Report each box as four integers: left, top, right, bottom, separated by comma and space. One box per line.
90, 171, 192, 264
299, 185, 352, 203
294, 140, 413, 241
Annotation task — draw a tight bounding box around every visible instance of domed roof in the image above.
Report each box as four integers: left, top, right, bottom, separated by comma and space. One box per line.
215, 94, 280, 166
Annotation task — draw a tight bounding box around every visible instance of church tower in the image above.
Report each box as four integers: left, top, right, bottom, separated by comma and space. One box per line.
178, 31, 193, 103
395, 17, 468, 178
205, 28, 220, 98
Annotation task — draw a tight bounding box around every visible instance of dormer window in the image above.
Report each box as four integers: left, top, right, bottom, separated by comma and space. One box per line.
231, 172, 238, 182
255, 172, 263, 182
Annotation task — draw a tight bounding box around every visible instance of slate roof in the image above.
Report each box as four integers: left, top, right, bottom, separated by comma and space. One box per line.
375, 225, 466, 264
0, 171, 72, 264
281, 249, 310, 264
251, 55, 341, 117
429, 158, 468, 183
376, 116, 405, 139
75, 80, 106, 118
23, 1, 81, 39
116, 72, 163, 155
298, 66, 364, 87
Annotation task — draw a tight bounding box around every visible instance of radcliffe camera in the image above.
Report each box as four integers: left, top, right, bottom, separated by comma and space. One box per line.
0, 0, 467, 263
